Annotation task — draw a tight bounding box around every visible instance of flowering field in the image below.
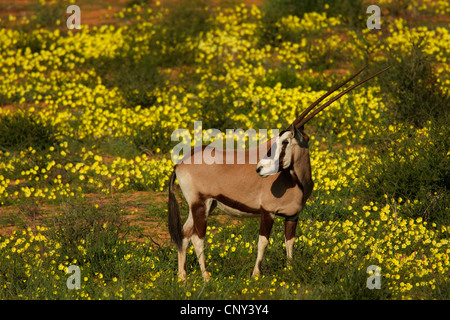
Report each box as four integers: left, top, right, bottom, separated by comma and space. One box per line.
0, 0, 449, 300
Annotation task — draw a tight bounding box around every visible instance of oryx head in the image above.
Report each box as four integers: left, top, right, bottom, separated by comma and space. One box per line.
255, 65, 391, 178
256, 125, 309, 177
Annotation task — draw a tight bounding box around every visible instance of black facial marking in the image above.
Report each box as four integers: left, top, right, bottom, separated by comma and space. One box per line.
277, 139, 289, 169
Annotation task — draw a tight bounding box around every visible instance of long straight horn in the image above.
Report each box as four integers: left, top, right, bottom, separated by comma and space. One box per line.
296, 65, 391, 128
291, 66, 367, 129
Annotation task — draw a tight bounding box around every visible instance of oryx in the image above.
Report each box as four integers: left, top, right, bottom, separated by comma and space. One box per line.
167, 66, 390, 281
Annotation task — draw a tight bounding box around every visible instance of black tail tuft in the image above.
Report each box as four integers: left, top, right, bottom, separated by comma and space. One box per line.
168, 168, 183, 250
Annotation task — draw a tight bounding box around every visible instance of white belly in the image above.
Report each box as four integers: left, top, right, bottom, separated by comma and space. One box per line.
216, 201, 259, 218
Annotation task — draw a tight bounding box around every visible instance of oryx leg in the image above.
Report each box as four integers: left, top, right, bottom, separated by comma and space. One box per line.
178, 211, 193, 280
252, 212, 274, 278
284, 217, 298, 268
178, 199, 215, 281
191, 200, 215, 281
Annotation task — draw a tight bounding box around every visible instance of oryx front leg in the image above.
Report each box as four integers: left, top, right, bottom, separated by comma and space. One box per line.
284, 219, 298, 268
252, 213, 274, 278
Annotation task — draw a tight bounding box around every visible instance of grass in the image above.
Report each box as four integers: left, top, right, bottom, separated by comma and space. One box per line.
1, 196, 448, 299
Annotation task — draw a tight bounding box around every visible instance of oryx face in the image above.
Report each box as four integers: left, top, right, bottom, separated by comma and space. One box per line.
256, 127, 306, 177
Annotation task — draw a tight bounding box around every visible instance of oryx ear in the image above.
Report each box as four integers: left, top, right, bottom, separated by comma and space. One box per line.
292, 125, 304, 143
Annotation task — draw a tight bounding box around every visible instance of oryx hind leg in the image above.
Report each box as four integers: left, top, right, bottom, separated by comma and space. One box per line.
180, 199, 215, 281
192, 199, 216, 281
177, 210, 194, 281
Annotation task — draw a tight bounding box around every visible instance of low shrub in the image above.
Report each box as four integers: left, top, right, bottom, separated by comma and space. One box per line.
358, 120, 449, 224
260, 0, 364, 45
154, 0, 213, 67
0, 112, 57, 152
44, 199, 134, 279
132, 123, 175, 155
93, 53, 163, 109
378, 40, 450, 127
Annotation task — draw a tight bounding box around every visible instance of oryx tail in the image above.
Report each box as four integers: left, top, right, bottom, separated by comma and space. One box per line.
168, 168, 183, 250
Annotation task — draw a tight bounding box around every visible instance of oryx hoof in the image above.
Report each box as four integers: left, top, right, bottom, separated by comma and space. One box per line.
178, 271, 187, 281
203, 271, 211, 282
251, 269, 261, 278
